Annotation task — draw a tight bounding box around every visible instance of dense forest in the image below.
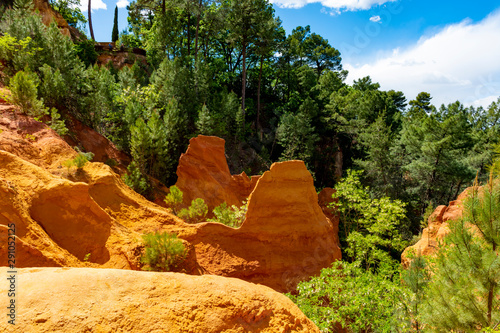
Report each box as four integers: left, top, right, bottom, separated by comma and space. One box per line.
2, 0, 500, 331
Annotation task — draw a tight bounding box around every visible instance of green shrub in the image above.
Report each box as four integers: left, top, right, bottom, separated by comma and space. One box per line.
123, 160, 150, 196
9, 69, 68, 135
104, 158, 118, 167
164, 185, 183, 214
48, 107, 68, 136
178, 198, 208, 223
208, 200, 247, 228
0, 33, 31, 75
9, 69, 45, 116
288, 261, 410, 332
141, 232, 186, 272
73, 152, 90, 168
62, 150, 94, 171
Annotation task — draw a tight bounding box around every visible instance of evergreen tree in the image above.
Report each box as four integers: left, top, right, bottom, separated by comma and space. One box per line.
112, 6, 119, 43
408, 92, 433, 119
402, 253, 430, 332
422, 177, 500, 331
331, 169, 408, 269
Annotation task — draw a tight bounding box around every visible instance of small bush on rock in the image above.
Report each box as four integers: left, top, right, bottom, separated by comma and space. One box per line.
62, 150, 94, 172
178, 198, 208, 223
164, 185, 183, 214
208, 201, 247, 228
141, 232, 186, 272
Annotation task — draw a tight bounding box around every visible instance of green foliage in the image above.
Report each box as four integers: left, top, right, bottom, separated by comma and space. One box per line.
208, 201, 247, 228
111, 6, 119, 43
401, 251, 430, 331
422, 178, 500, 331
178, 198, 208, 224
73, 39, 98, 68
123, 160, 151, 196
62, 151, 94, 171
196, 104, 214, 135
164, 185, 183, 214
331, 169, 408, 269
49, 0, 87, 30
8, 69, 68, 135
276, 110, 318, 167
48, 107, 68, 136
104, 158, 118, 167
9, 70, 45, 116
25, 133, 35, 141
141, 232, 186, 272
288, 260, 410, 333
73, 152, 91, 168
0, 33, 31, 74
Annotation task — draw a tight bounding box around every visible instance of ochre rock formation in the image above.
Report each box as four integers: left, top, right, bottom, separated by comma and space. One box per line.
32, 0, 71, 38
64, 114, 130, 166
0, 104, 77, 169
97, 52, 148, 70
0, 267, 320, 333
175, 135, 260, 212
402, 188, 472, 265
0, 107, 339, 292
182, 160, 340, 292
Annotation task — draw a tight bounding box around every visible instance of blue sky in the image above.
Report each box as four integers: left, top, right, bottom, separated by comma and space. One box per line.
80, 0, 500, 108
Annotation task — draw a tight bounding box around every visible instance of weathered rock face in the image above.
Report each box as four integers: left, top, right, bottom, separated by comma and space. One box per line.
32, 0, 71, 38
97, 52, 148, 70
64, 114, 130, 166
0, 267, 320, 333
175, 135, 260, 212
182, 161, 340, 292
0, 105, 77, 169
0, 107, 340, 292
402, 188, 472, 265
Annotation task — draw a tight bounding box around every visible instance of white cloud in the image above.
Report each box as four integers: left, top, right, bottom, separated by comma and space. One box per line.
270, 0, 396, 11
471, 95, 498, 108
369, 15, 381, 23
78, 0, 107, 12
345, 10, 500, 108
116, 0, 129, 8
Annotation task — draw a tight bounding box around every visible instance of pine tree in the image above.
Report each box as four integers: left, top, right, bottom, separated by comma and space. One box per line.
196, 104, 214, 135
422, 176, 500, 331
111, 6, 118, 43
402, 253, 430, 332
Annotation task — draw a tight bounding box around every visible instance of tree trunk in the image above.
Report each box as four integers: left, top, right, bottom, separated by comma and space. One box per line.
488, 242, 496, 326
88, 0, 95, 40
194, 0, 201, 62
241, 39, 247, 130
187, 12, 191, 57
257, 54, 263, 139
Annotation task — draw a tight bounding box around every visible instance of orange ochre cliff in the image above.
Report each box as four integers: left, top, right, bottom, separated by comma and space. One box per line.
0, 97, 340, 331
401, 187, 472, 265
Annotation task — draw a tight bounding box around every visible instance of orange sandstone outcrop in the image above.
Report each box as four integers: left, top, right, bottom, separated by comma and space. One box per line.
0, 104, 77, 169
402, 188, 472, 265
64, 114, 130, 166
32, 0, 70, 38
0, 267, 321, 333
175, 135, 260, 212
32, 0, 84, 40
0, 113, 340, 292
182, 160, 340, 292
